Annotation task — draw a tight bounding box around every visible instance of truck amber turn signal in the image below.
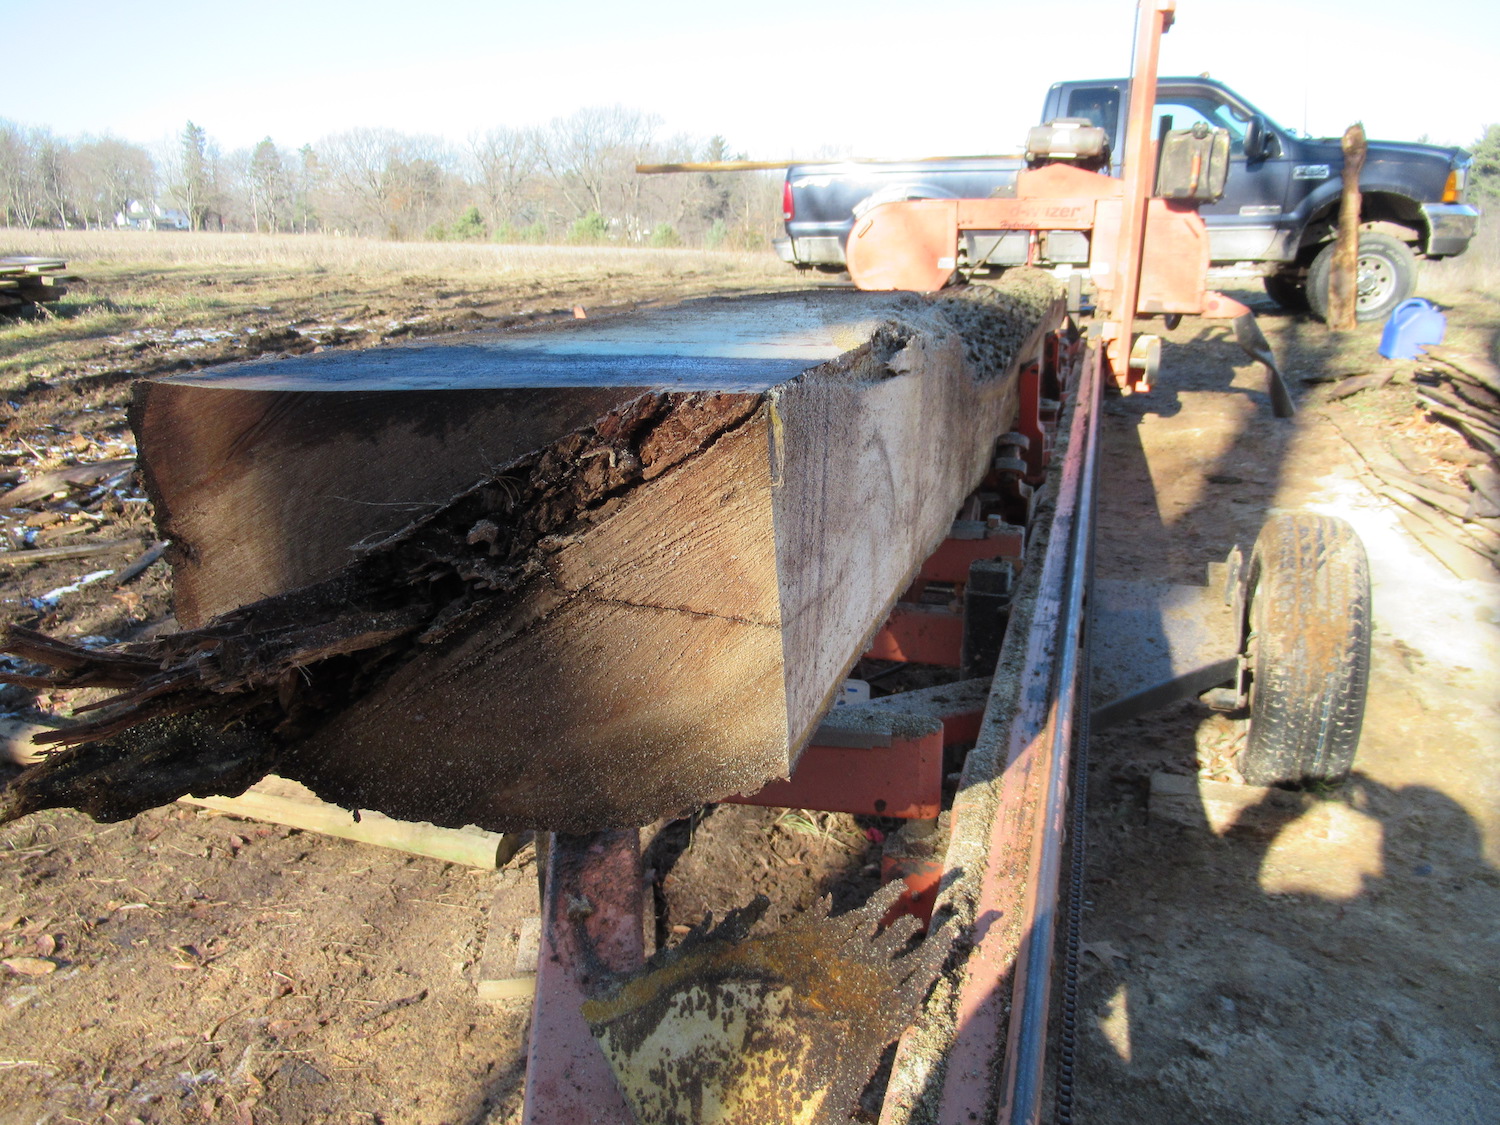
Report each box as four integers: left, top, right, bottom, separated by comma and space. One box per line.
1442, 168, 1465, 203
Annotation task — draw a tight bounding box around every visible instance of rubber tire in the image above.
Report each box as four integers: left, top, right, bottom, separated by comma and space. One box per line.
1239, 512, 1371, 787
1305, 232, 1418, 324
1262, 271, 1309, 312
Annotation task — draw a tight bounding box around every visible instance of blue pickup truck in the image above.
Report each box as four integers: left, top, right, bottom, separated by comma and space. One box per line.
775, 76, 1480, 322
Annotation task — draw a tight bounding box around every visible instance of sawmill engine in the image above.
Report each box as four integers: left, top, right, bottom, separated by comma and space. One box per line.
1024, 119, 1111, 172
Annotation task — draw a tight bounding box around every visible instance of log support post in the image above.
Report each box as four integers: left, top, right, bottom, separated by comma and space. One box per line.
1328, 122, 1368, 330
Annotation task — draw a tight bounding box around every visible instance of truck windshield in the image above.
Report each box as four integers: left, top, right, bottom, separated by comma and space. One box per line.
1065, 87, 1122, 139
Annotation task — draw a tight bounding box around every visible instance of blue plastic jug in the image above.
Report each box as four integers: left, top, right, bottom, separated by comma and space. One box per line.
1379, 298, 1446, 360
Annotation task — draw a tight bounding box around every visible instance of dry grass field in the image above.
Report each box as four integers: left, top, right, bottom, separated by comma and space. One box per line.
0, 230, 801, 388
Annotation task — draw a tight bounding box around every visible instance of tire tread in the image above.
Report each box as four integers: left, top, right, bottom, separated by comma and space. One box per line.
1240, 513, 1371, 786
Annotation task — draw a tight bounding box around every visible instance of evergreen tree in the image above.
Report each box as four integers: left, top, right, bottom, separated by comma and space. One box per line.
176, 121, 211, 230
248, 138, 287, 232
1469, 124, 1500, 206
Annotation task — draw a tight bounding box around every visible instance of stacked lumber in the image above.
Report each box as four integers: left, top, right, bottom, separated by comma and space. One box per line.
1325, 347, 1500, 580
0, 257, 75, 313
0, 279, 1064, 834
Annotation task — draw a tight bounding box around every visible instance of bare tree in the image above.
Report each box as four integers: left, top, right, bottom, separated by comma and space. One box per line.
469, 126, 541, 232
318, 128, 398, 235
0, 121, 45, 227
540, 106, 659, 223
31, 133, 71, 229
292, 144, 321, 233
319, 129, 458, 238
68, 136, 155, 228
0, 105, 782, 246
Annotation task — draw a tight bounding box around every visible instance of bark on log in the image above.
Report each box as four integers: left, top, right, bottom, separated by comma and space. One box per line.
0, 281, 1064, 833
1327, 123, 1366, 331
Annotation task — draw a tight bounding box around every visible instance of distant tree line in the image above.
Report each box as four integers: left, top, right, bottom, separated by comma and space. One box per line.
0, 107, 782, 249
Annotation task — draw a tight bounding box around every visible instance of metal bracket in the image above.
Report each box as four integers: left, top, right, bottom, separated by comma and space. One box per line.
1089, 575, 1240, 729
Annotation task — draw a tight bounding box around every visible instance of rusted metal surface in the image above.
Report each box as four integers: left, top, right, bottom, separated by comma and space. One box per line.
866, 603, 966, 667
580, 887, 945, 1125
726, 720, 945, 819
1101, 0, 1176, 389
999, 333, 1100, 1125
923, 342, 1098, 1124
522, 830, 644, 1125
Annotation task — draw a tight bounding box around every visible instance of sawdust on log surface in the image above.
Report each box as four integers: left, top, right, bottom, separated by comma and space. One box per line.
0, 236, 1496, 1124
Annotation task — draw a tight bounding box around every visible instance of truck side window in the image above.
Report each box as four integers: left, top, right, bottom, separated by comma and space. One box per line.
1154, 95, 1261, 157
1154, 100, 1234, 147
1066, 87, 1121, 144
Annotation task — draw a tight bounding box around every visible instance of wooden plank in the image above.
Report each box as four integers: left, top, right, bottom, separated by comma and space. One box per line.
475, 859, 542, 1002
0, 257, 67, 273
0, 540, 137, 567
5, 458, 134, 505
1148, 772, 1312, 836
1, 715, 67, 766
2, 281, 1064, 835
1424, 347, 1500, 395
179, 775, 508, 867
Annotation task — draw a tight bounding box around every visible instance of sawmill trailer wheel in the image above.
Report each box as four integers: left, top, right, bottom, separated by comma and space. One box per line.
1236, 511, 1372, 787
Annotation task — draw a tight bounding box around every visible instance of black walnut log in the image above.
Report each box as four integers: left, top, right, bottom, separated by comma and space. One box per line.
1, 281, 1062, 834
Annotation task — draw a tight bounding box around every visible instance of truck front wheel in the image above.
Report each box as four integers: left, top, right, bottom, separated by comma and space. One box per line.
1262, 270, 1309, 312
1305, 232, 1417, 324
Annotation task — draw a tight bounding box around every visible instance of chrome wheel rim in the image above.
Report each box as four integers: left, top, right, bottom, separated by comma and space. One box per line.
1355, 254, 1397, 311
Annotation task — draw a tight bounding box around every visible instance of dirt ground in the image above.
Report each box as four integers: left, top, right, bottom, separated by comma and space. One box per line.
0, 245, 1496, 1124
1078, 291, 1500, 1124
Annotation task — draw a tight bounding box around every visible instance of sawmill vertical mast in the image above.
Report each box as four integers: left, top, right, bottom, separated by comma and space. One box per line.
1103, 0, 1175, 391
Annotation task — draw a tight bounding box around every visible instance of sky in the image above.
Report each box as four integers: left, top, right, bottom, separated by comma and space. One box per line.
4, 0, 1498, 160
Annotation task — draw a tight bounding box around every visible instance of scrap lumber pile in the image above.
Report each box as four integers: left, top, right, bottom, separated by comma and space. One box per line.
1324, 346, 1500, 580
0, 421, 157, 574
0, 278, 1063, 834
0, 257, 75, 313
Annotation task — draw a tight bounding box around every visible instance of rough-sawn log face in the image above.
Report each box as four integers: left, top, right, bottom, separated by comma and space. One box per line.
1, 280, 1061, 833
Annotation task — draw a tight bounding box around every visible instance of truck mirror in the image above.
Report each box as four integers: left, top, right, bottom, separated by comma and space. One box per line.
1244, 116, 1269, 161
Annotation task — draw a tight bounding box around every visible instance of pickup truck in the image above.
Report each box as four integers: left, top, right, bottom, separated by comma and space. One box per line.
775, 76, 1480, 322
